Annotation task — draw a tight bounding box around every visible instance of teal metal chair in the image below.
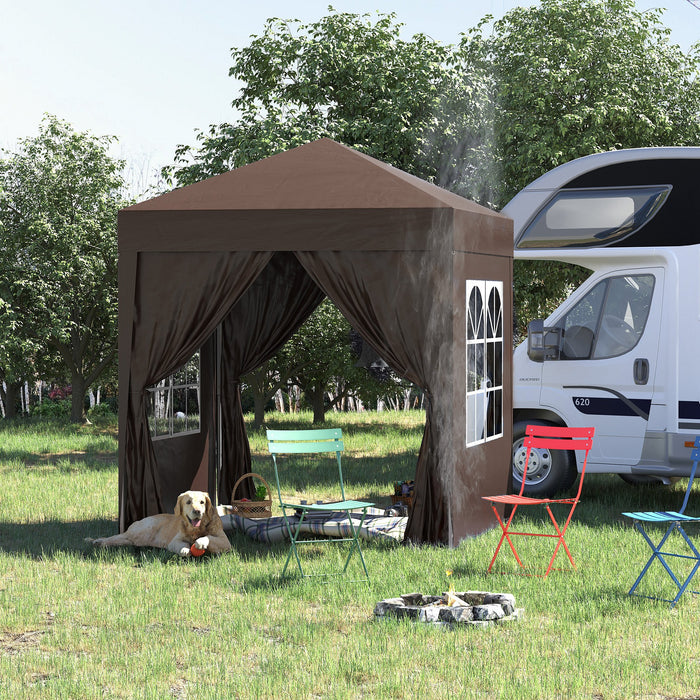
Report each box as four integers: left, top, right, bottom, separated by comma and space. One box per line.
266, 428, 374, 581
622, 436, 700, 607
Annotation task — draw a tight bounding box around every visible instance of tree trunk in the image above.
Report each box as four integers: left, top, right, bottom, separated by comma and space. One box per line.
309, 387, 325, 424
3, 381, 21, 419
70, 375, 87, 422
253, 393, 266, 429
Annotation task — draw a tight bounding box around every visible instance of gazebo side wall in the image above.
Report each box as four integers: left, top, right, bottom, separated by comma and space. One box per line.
449, 250, 513, 545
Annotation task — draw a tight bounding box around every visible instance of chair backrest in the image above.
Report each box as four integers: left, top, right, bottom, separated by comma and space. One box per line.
678, 436, 700, 514
521, 424, 595, 498
266, 428, 346, 504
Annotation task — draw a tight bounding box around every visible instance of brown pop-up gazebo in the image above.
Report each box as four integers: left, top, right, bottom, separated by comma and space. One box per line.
117, 139, 513, 546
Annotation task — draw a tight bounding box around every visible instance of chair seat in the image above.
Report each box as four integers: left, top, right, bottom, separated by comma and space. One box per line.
622, 510, 700, 524
283, 499, 374, 512
483, 494, 577, 506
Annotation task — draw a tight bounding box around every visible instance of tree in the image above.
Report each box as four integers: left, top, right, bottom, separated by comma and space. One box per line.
0, 115, 126, 421
485, 0, 700, 332
165, 10, 494, 204
274, 300, 357, 423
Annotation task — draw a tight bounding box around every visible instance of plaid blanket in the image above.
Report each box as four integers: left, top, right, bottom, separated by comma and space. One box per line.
218, 507, 406, 544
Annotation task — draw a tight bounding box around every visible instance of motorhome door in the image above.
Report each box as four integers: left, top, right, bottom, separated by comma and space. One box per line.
539, 268, 663, 466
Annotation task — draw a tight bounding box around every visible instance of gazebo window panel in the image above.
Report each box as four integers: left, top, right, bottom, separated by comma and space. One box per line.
147, 350, 201, 440
466, 281, 504, 446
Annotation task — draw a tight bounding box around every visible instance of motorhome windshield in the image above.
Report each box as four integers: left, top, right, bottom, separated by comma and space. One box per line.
515, 186, 671, 249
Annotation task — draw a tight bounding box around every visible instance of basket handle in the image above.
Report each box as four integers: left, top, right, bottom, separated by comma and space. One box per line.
231, 472, 272, 502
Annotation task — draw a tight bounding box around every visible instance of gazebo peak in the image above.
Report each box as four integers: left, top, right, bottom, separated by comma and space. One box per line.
127, 138, 490, 214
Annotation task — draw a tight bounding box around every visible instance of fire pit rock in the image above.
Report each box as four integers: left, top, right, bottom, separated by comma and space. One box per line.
374, 591, 522, 627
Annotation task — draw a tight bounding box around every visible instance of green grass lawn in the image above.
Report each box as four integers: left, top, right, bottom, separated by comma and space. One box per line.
1, 412, 699, 699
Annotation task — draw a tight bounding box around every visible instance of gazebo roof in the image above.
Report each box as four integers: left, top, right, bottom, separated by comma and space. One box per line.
126, 138, 493, 214
119, 139, 510, 254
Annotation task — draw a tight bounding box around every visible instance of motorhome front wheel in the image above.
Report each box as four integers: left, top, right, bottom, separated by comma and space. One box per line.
512, 421, 578, 498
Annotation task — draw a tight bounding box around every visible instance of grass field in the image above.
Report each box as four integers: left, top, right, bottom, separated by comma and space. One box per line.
1, 412, 699, 699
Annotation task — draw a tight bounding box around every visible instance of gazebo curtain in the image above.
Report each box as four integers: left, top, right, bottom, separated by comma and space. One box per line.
123, 250, 273, 526
218, 253, 325, 502
125, 249, 453, 544
295, 250, 452, 543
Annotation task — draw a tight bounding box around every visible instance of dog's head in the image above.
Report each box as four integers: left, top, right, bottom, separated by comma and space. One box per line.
174, 490, 214, 531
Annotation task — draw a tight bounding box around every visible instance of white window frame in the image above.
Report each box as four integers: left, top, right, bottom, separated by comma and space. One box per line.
147, 351, 201, 440
466, 280, 504, 447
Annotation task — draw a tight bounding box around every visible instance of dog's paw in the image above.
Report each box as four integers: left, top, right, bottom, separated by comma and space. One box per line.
194, 536, 209, 550
178, 546, 191, 557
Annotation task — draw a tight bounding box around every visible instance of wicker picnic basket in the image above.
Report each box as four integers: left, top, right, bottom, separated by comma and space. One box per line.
230, 472, 273, 519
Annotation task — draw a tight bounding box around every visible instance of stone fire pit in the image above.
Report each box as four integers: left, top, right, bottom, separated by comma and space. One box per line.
374, 591, 522, 627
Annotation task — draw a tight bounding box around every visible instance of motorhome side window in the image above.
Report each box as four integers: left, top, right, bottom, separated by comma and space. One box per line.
515, 186, 671, 249
556, 275, 654, 360
147, 351, 201, 439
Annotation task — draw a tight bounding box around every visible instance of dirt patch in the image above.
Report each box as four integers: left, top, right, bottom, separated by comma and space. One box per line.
0, 630, 46, 655
20, 451, 117, 468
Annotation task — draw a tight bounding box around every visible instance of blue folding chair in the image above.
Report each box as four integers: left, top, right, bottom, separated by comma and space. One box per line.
622, 437, 700, 607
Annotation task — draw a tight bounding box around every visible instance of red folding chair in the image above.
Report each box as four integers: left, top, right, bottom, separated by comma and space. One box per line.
482, 425, 595, 577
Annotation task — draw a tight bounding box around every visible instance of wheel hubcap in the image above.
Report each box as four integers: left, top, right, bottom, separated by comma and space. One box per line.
513, 439, 552, 485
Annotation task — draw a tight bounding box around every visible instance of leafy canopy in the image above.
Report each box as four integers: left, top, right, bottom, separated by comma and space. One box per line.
166, 9, 494, 204
485, 0, 700, 331
489, 0, 700, 204
165, 2, 700, 339
0, 115, 127, 419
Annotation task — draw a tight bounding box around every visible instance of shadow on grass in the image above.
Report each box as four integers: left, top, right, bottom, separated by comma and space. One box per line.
0, 518, 118, 559
0, 518, 264, 568
247, 454, 418, 505
224, 529, 391, 592
248, 414, 426, 438
0, 449, 117, 471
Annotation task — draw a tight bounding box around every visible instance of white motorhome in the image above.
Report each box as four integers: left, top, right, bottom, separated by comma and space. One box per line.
504, 147, 700, 497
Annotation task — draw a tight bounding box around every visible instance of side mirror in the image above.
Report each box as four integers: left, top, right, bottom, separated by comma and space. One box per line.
527, 320, 561, 362
527, 320, 545, 362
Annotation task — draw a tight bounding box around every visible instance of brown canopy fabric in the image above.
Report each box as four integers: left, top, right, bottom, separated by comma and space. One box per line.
118, 139, 513, 546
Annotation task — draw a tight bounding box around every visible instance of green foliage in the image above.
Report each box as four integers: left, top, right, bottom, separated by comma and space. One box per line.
489, 0, 700, 205
165, 10, 495, 205
486, 0, 700, 332
86, 401, 117, 426
0, 115, 128, 420
512, 261, 591, 339
276, 299, 388, 422
163, 4, 700, 341
29, 398, 71, 419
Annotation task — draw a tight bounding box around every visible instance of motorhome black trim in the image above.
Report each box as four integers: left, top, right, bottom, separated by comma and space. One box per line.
563, 159, 700, 247
564, 385, 651, 420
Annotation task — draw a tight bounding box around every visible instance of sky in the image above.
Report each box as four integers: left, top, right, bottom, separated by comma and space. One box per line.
1, 0, 699, 184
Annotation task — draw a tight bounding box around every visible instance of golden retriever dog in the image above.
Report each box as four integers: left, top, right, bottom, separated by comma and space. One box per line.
89, 491, 231, 557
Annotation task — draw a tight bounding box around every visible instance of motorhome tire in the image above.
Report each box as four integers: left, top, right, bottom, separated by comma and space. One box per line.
512, 420, 578, 498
